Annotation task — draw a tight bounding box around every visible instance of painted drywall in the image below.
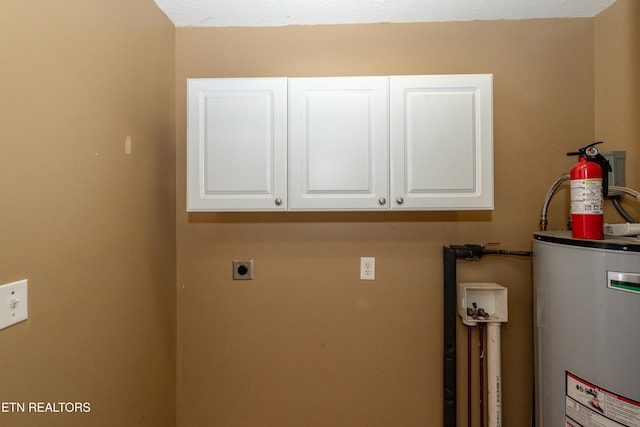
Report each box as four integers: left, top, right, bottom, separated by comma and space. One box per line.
595, 0, 640, 221
0, 1, 176, 426
176, 19, 594, 426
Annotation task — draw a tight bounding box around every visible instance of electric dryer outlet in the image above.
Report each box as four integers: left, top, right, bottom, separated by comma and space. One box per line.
233, 260, 254, 280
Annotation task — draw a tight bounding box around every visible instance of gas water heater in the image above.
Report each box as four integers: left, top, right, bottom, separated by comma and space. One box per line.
533, 231, 640, 426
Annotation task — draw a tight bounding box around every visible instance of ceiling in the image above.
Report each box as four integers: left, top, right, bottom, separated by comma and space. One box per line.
154, 0, 617, 27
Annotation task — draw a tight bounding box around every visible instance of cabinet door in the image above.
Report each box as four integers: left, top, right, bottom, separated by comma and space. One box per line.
288, 77, 389, 211
390, 75, 493, 210
187, 78, 287, 211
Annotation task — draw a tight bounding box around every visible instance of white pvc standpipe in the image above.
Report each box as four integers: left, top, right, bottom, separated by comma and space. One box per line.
487, 322, 502, 427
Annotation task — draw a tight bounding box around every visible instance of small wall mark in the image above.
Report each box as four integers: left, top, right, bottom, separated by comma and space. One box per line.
125, 136, 132, 155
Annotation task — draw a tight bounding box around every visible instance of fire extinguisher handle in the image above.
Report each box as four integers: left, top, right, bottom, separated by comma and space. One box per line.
589, 153, 612, 197
566, 141, 604, 157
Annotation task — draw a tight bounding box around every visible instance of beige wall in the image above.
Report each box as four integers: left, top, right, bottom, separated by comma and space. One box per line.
596, 0, 640, 221
0, 1, 176, 426
176, 19, 595, 426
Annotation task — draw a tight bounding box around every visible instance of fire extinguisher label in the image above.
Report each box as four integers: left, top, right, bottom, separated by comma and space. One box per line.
570, 179, 603, 215
565, 372, 640, 427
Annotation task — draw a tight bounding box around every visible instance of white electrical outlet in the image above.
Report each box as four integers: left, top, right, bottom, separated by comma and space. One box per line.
360, 257, 375, 280
0, 279, 28, 331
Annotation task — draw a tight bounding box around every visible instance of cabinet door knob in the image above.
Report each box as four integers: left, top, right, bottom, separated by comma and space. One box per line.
274, 198, 283, 206
396, 197, 404, 205
379, 197, 386, 205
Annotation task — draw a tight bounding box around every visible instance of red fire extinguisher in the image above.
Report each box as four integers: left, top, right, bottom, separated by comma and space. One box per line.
566, 142, 611, 240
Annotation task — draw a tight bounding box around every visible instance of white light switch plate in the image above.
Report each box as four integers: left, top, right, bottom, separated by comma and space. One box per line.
0, 279, 28, 331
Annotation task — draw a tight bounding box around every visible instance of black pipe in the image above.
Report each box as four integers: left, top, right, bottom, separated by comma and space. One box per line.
443, 246, 458, 427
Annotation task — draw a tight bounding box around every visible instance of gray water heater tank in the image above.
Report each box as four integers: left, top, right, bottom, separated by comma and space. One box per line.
533, 231, 640, 427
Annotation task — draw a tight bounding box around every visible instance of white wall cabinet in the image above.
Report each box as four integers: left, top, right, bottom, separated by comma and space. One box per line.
187, 75, 493, 212
187, 78, 288, 211
390, 74, 493, 210
288, 77, 389, 210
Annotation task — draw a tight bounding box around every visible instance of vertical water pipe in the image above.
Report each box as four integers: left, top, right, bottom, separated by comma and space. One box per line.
443, 246, 458, 427
443, 245, 528, 427
467, 327, 473, 427
443, 245, 488, 427
486, 322, 502, 427
479, 324, 485, 427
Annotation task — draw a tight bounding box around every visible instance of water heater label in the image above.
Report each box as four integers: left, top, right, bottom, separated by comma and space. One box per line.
608, 271, 640, 295
565, 372, 640, 427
